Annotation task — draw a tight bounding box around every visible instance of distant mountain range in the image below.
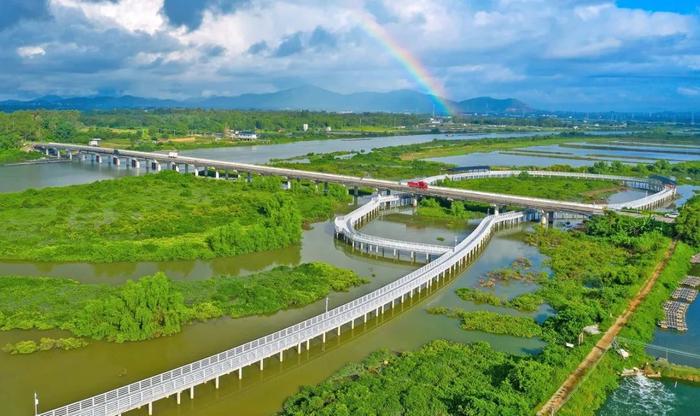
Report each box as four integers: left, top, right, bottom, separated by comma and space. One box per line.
0, 86, 533, 115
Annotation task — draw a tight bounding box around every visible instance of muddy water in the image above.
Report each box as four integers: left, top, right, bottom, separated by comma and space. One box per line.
0, 219, 546, 416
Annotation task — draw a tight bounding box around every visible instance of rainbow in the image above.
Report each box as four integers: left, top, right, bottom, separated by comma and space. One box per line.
359, 14, 453, 115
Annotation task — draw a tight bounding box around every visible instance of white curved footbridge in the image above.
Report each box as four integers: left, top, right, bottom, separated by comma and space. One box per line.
334, 194, 452, 261
38, 208, 524, 416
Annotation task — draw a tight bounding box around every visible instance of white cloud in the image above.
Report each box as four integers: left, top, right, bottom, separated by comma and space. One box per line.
17, 45, 46, 58
678, 86, 700, 97
50, 0, 166, 35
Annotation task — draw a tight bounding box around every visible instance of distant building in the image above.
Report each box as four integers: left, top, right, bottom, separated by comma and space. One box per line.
236, 131, 258, 140
88, 138, 102, 147
302, 123, 309, 132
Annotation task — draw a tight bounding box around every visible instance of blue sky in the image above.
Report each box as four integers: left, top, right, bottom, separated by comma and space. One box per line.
1, 0, 699, 112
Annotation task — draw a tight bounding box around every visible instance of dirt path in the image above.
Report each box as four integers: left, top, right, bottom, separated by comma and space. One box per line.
537, 240, 678, 416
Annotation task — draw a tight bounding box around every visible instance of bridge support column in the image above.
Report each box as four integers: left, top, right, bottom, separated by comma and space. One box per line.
213, 169, 220, 179
337, 326, 341, 336
322, 332, 326, 343
259, 359, 264, 370
351, 319, 355, 329
176, 391, 181, 404
283, 180, 292, 190
297, 343, 301, 354
150, 160, 161, 171
130, 158, 141, 169
306, 339, 310, 350
239, 367, 243, 379
148, 402, 153, 416
190, 386, 194, 399
215, 376, 220, 389
247, 172, 253, 183
193, 166, 199, 177
353, 186, 358, 204
323, 181, 329, 195
171, 162, 179, 172
279, 351, 284, 362
67, 151, 72, 160
95, 154, 102, 164
112, 156, 120, 166
45, 148, 50, 156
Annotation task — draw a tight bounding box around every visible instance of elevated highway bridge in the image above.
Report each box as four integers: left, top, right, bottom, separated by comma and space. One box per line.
34, 143, 676, 215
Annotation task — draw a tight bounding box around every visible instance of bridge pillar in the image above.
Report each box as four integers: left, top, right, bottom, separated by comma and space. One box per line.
95, 154, 102, 164
112, 156, 120, 166
67, 151, 73, 160
306, 339, 310, 350
279, 351, 283, 362
170, 162, 179, 172
214, 170, 220, 179
491, 204, 499, 215
215, 376, 220, 389
130, 158, 140, 169
148, 402, 153, 416
80, 152, 88, 162
44, 147, 50, 156
190, 386, 194, 399
297, 343, 302, 354
239, 367, 243, 379
282, 180, 292, 190
247, 172, 253, 183
322, 332, 326, 343
337, 326, 341, 336
353, 186, 358, 204
259, 359, 264, 370
150, 160, 161, 171
176, 391, 181, 404
192, 166, 199, 177
323, 181, 329, 195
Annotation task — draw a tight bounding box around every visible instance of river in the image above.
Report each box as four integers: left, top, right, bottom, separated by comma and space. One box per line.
1, 133, 697, 415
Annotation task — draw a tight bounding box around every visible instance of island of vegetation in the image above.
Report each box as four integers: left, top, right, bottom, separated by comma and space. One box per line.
438, 171, 626, 203
0, 171, 350, 262
0, 262, 366, 352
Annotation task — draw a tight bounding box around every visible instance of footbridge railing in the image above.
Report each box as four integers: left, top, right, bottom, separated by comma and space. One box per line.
38, 211, 525, 416
421, 170, 676, 212
334, 194, 451, 260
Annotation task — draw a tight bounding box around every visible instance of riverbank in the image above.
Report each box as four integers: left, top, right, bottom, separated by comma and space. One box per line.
557, 242, 697, 415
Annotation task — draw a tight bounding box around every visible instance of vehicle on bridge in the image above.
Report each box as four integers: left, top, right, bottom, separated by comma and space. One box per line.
168, 151, 179, 158
407, 180, 429, 189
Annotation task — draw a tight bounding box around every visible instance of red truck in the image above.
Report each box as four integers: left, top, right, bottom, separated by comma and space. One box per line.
407, 180, 429, 189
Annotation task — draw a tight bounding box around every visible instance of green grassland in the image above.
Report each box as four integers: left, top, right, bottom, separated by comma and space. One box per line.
439, 173, 625, 203
0, 171, 350, 262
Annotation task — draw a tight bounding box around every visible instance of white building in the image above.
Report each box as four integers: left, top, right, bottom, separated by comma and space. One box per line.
88, 138, 102, 147
236, 131, 258, 140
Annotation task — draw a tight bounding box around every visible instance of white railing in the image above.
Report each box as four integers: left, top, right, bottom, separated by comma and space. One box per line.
39, 210, 525, 416
334, 195, 451, 257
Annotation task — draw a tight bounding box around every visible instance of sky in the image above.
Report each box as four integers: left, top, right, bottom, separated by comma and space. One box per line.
1, 0, 699, 112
